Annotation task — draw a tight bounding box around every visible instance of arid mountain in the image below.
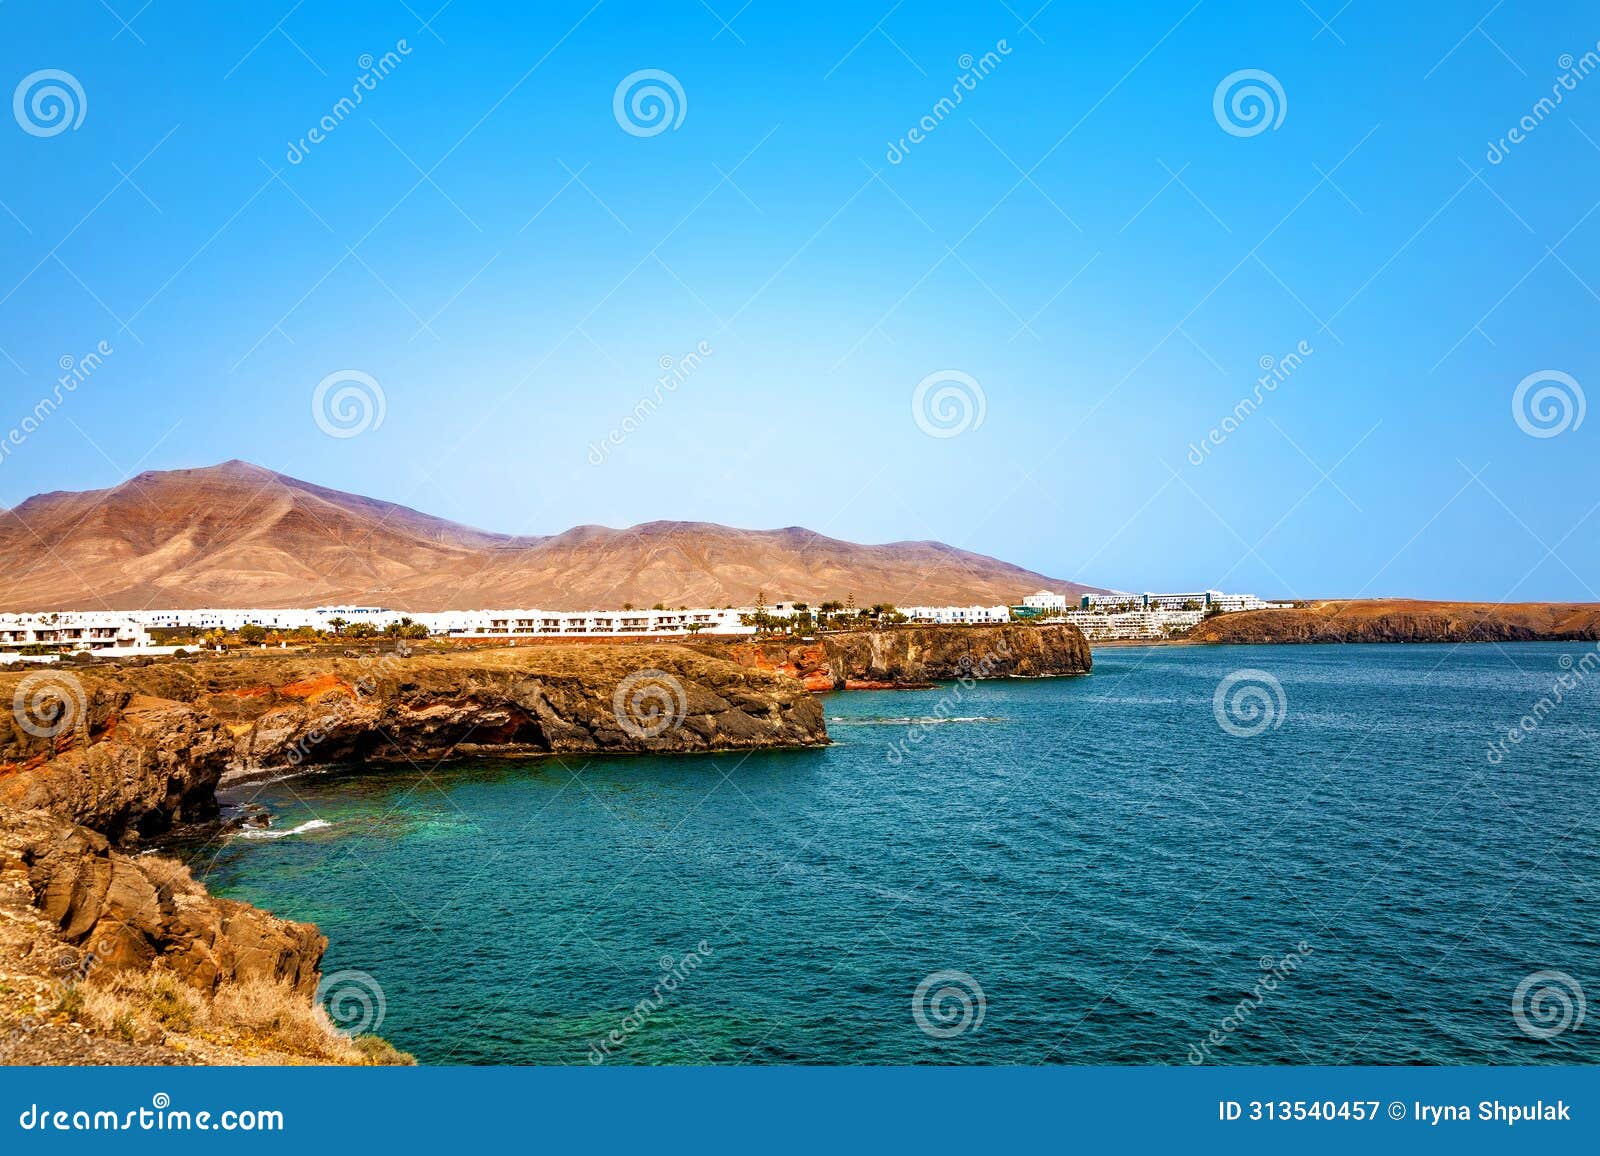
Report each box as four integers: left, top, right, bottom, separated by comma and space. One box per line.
0, 461, 1099, 611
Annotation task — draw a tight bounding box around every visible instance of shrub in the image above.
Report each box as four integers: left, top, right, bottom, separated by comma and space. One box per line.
58, 969, 413, 1065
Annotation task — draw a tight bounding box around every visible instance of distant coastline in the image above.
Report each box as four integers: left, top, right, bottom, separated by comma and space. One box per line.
1184, 599, 1600, 645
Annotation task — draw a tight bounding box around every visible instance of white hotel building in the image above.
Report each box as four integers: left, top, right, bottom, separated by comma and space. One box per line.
1015, 588, 1292, 642
1073, 589, 1290, 612
899, 604, 1012, 625
0, 611, 154, 660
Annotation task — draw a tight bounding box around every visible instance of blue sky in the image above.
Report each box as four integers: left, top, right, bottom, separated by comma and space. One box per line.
1, 0, 1596, 600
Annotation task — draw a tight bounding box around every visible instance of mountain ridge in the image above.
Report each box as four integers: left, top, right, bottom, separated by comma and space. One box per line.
0, 461, 1101, 611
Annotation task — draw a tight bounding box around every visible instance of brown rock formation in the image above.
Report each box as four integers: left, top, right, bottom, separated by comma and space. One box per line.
709, 623, 1092, 690
1185, 600, 1600, 645
7, 810, 323, 996
2, 646, 826, 835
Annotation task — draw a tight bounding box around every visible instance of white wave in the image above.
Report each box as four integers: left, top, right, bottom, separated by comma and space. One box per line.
235, 818, 332, 840
219, 765, 327, 789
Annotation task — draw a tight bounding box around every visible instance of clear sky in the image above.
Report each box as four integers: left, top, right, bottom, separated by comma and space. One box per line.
1, 0, 1596, 600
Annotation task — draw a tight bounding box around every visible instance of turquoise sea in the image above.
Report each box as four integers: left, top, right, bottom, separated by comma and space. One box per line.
188, 643, 1600, 1065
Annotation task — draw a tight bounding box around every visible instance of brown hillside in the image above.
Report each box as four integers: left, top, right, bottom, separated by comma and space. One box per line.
0, 461, 1098, 611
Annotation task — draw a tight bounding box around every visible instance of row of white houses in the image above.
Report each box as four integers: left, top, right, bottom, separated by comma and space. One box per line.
0, 605, 757, 653
1, 589, 1290, 657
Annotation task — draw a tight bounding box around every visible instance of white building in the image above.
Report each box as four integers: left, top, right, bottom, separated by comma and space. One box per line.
1078, 590, 1289, 612
1060, 608, 1204, 641
462, 607, 752, 637
119, 605, 757, 638
899, 604, 1012, 625
6, 592, 1288, 654
0, 612, 152, 656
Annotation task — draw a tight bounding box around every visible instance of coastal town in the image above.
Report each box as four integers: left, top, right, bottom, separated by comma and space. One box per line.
0, 588, 1290, 662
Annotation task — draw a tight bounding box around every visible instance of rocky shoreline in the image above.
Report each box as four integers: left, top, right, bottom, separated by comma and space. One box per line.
1184, 600, 1600, 645
705, 622, 1093, 691
0, 642, 828, 1065
0, 625, 1088, 1065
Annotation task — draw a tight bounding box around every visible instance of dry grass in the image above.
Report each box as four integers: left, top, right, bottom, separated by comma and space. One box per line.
59, 969, 413, 1065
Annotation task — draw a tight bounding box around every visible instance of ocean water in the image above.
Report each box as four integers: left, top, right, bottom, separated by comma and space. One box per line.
188, 643, 1600, 1065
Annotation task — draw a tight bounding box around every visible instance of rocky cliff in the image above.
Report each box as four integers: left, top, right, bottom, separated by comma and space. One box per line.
1185, 600, 1600, 645
710, 623, 1092, 690
0, 644, 826, 1064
